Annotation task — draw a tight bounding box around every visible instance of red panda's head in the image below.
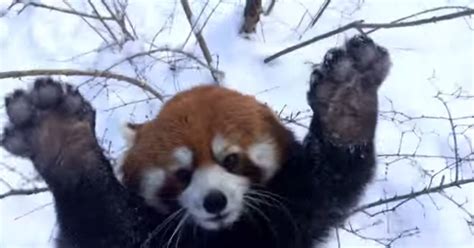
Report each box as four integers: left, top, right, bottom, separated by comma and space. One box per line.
118, 85, 290, 230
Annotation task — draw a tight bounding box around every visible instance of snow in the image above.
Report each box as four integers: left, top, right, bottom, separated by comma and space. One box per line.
0, 0, 473, 247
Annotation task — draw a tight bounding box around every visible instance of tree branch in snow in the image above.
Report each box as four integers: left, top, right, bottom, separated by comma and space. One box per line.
88, 0, 120, 45
100, 0, 136, 41
264, 8, 474, 63
0, 69, 164, 101
60, 0, 110, 45
434, 93, 462, 181
342, 225, 420, 247
309, 0, 331, 28
180, 0, 221, 84
351, 178, 474, 215
8, 0, 136, 46
264, 20, 363, 63
263, 0, 276, 16
365, 6, 473, 34
0, 187, 49, 200
241, 0, 262, 33
7, 0, 114, 20
105, 46, 224, 79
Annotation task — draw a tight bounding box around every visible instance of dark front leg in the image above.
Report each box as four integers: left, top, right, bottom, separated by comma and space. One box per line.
1, 78, 159, 248
304, 35, 391, 226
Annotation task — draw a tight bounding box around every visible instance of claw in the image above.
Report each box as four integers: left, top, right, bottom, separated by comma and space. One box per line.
346, 35, 374, 49
60, 84, 85, 115
323, 48, 347, 72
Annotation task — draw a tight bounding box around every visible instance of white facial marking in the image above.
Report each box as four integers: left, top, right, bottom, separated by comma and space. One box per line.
141, 168, 168, 212
172, 146, 193, 170
212, 134, 241, 160
112, 160, 125, 183
114, 123, 139, 183
179, 165, 249, 230
121, 123, 137, 147
247, 138, 279, 181
212, 134, 227, 157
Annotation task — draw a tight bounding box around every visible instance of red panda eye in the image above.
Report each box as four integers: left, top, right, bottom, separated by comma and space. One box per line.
222, 153, 239, 171
175, 169, 192, 183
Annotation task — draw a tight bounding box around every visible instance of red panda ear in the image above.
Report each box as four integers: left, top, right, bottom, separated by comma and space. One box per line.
122, 122, 143, 147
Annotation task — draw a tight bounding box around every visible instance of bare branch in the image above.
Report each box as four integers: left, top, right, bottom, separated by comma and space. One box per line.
264, 8, 474, 63
180, 0, 221, 84
435, 93, 461, 181
9, 0, 114, 20
351, 178, 474, 214
264, 0, 276, 16
365, 6, 472, 34
309, 0, 331, 28
0, 187, 49, 200
61, 0, 110, 45
361, 9, 474, 29
0, 69, 164, 102
100, 0, 135, 41
105, 46, 224, 78
88, 0, 120, 45
264, 20, 363, 63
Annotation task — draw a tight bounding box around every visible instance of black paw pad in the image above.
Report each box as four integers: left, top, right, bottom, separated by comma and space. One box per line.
60, 85, 84, 115
1, 126, 31, 157
31, 78, 63, 109
5, 90, 34, 126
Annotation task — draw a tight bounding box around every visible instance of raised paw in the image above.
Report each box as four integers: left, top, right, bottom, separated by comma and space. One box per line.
1, 77, 96, 159
313, 35, 390, 88
307, 35, 391, 144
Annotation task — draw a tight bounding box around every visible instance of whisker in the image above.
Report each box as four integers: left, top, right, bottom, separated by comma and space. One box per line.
174, 214, 189, 248
141, 208, 184, 248
246, 189, 301, 244
243, 197, 278, 242
247, 189, 288, 204
166, 213, 188, 248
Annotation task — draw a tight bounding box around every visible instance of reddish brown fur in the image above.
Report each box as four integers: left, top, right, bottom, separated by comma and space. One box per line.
121, 85, 290, 190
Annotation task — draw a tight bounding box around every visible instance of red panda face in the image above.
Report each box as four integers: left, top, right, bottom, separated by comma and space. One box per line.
118, 85, 290, 230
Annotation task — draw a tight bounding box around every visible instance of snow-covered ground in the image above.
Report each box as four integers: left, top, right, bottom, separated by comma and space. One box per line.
0, 0, 472, 247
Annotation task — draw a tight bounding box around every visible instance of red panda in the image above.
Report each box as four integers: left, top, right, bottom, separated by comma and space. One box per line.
118, 85, 291, 229
1, 35, 389, 248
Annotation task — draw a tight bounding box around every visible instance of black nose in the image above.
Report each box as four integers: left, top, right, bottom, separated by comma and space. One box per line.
203, 190, 227, 214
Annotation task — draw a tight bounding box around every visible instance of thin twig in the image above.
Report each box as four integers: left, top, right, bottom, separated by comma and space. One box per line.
360, 9, 474, 29
366, 6, 472, 34
0, 69, 164, 102
351, 178, 474, 215
181, 0, 211, 49
309, 0, 331, 28
180, 0, 221, 84
264, 20, 363, 63
264, 0, 276, 16
264, 9, 474, 63
0, 187, 49, 200
101, 0, 135, 41
10, 0, 114, 20
15, 202, 53, 220
62, 0, 110, 45
435, 94, 461, 181
88, 0, 120, 45
105, 47, 224, 77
